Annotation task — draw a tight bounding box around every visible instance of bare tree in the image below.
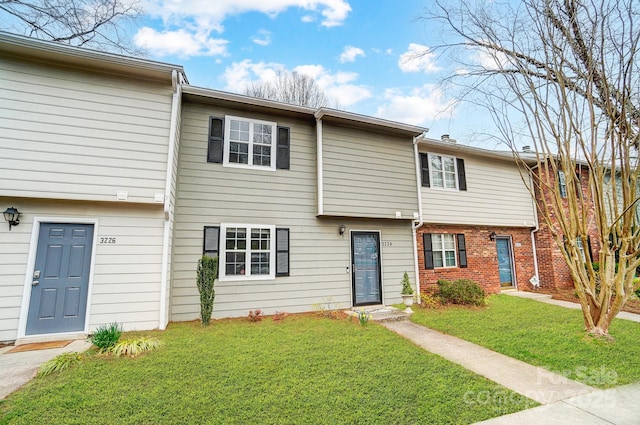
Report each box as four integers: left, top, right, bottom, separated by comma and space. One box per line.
427, 0, 640, 336
0, 0, 142, 54
245, 70, 335, 108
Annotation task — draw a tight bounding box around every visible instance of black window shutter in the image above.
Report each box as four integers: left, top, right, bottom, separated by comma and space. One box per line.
420, 153, 430, 187
457, 158, 467, 191
457, 234, 468, 268
203, 226, 220, 258
586, 236, 593, 262
207, 117, 224, 163
276, 228, 290, 276
423, 233, 434, 269
276, 126, 290, 170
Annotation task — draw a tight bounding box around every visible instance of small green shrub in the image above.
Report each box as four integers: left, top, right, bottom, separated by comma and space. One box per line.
197, 255, 218, 326
90, 322, 122, 351
37, 352, 83, 377
357, 309, 370, 326
437, 279, 486, 306
401, 272, 414, 295
108, 337, 160, 358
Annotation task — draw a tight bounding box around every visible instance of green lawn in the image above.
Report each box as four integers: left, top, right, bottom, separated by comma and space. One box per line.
0, 315, 534, 425
410, 295, 640, 388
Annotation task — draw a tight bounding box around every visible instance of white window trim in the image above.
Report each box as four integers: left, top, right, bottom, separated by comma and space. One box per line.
219, 223, 276, 281
432, 233, 457, 268
223, 115, 277, 171
428, 153, 459, 191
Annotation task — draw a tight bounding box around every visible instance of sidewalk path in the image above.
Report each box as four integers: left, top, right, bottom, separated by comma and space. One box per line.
0, 340, 92, 399
383, 321, 593, 404
503, 290, 640, 323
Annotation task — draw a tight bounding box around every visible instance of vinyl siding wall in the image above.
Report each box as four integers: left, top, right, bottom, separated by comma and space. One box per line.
0, 198, 165, 342
170, 101, 416, 321
322, 124, 419, 219
421, 151, 536, 227
0, 55, 173, 203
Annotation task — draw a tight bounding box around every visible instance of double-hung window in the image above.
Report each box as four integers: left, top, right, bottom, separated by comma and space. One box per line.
221, 224, 275, 280
419, 153, 467, 191
204, 224, 290, 281
432, 234, 457, 267
225, 116, 276, 169
558, 171, 567, 198
207, 115, 291, 171
423, 233, 468, 269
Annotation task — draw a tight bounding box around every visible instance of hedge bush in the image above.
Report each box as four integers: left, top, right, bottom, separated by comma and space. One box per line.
437, 279, 486, 306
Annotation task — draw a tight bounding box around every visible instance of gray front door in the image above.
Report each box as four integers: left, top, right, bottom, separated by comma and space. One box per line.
496, 237, 515, 288
352, 232, 382, 306
26, 223, 94, 335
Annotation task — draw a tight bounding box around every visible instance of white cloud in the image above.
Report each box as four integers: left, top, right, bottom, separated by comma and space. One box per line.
375, 85, 457, 126
133, 27, 228, 57
301, 15, 315, 23
137, 1, 352, 56
339, 45, 365, 63
398, 43, 440, 73
221, 60, 371, 107
251, 29, 271, 46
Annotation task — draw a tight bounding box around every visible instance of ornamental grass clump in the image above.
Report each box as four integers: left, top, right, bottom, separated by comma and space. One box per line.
197, 255, 218, 326
37, 352, 83, 377
108, 337, 160, 358
90, 322, 122, 352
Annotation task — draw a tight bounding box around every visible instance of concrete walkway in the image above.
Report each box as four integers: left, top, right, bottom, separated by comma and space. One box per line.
0, 340, 91, 399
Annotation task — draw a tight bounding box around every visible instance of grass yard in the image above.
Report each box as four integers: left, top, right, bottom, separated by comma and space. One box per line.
410, 295, 640, 388
0, 314, 534, 425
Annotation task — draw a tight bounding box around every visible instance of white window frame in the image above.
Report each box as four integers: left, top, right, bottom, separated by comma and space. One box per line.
219, 224, 276, 281
558, 170, 567, 198
432, 233, 457, 268
223, 115, 277, 171
576, 237, 586, 262
428, 153, 458, 191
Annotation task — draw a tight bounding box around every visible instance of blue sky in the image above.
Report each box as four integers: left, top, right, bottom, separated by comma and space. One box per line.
134, 0, 500, 147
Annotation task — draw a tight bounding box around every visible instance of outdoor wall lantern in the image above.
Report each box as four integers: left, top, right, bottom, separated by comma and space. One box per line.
339, 224, 346, 236
3, 207, 21, 231
489, 231, 497, 241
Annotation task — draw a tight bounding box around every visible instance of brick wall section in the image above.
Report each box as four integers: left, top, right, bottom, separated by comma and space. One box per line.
533, 164, 601, 289
416, 224, 536, 295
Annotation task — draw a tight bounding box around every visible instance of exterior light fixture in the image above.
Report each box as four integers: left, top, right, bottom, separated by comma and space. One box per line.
3, 207, 21, 231
489, 231, 497, 241
339, 224, 346, 236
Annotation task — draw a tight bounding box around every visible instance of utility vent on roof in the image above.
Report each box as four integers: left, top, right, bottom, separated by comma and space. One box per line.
522, 146, 532, 153
441, 134, 457, 144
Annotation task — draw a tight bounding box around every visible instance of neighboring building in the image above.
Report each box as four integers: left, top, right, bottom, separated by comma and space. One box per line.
170, 88, 423, 320
414, 136, 539, 294
0, 32, 184, 342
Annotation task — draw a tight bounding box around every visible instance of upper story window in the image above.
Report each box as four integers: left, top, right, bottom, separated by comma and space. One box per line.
207, 116, 290, 171
419, 153, 467, 191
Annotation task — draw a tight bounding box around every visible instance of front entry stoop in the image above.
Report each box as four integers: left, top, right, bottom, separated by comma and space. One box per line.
347, 305, 412, 322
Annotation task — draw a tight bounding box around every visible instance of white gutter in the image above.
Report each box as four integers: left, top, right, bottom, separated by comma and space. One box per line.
528, 171, 541, 288
412, 132, 428, 301
159, 69, 183, 330
316, 117, 324, 216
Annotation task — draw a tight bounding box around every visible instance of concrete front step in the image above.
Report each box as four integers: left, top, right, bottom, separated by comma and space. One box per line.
346, 305, 412, 323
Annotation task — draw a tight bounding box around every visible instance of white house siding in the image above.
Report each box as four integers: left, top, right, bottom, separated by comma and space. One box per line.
170, 101, 416, 321
421, 151, 537, 227
322, 124, 419, 219
0, 198, 165, 342
0, 55, 173, 204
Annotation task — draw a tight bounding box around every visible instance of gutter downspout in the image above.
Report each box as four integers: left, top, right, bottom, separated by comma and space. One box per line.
412, 133, 427, 301
316, 117, 324, 216
159, 69, 183, 330
529, 170, 541, 289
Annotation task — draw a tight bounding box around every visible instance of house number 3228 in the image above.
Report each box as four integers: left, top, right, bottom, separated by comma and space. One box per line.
99, 237, 117, 244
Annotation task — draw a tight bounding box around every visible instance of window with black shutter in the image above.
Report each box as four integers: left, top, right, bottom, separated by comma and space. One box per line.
457, 234, 467, 267
207, 117, 224, 163
420, 153, 430, 187
423, 233, 434, 269
276, 127, 290, 170
203, 226, 220, 258
456, 158, 467, 191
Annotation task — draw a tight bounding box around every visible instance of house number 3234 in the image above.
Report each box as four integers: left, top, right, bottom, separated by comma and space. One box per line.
99, 237, 117, 244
